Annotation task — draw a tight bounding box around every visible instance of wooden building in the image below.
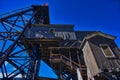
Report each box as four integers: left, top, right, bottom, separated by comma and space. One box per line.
23, 23, 120, 80
80, 32, 120, 80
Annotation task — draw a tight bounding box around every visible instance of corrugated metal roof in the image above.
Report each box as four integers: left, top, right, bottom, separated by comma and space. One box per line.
59, 40, 81, 48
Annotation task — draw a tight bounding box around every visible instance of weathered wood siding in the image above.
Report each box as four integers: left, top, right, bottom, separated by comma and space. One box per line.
82, 41, 99, 76
87, 35, 120, 72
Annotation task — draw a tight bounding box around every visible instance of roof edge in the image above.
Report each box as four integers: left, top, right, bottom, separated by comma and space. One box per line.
80, 32, 116, 49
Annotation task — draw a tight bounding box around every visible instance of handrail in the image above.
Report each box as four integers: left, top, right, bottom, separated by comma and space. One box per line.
61, 55, 85, 68
50, 54, 86, 70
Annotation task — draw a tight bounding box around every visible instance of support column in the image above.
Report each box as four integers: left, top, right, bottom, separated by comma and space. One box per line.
77, 68, 83, 80
69, 48, 72, 69
77, 50, 81, 66
28, 44, 41, 80
59, 61, 62, 80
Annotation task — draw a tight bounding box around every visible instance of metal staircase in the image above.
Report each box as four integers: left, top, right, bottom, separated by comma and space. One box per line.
50, 53, 87, 80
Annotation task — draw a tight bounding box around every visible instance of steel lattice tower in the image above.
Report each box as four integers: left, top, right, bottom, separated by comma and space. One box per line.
0, 5, 87, 80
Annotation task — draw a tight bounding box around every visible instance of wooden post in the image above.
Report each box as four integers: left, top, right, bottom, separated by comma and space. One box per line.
60, 62, 62, 80
69, 48, 73, 69
77, 50, 81, 67
49, 49, 52, 61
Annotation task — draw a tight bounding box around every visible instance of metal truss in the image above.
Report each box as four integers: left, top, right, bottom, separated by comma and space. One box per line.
0, 5, 86, 80
0, 5, 48, 79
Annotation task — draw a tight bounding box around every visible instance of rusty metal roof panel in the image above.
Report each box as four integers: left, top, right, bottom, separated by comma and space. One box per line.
59, 40, 81, 48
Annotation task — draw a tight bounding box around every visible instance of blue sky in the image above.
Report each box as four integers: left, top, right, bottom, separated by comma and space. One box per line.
0, 0, 120, 78
0, 0, 120, 47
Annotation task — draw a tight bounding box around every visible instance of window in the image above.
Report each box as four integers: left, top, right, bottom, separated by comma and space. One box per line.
100, 44, 115, 58
49, 28, 55, 34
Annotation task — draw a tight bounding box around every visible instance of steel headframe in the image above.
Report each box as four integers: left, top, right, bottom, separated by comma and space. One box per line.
0, 5, 49, 80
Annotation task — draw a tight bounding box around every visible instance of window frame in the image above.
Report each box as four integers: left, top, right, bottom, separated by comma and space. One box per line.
49, 28, 55, 34
100, 44, 115, 58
